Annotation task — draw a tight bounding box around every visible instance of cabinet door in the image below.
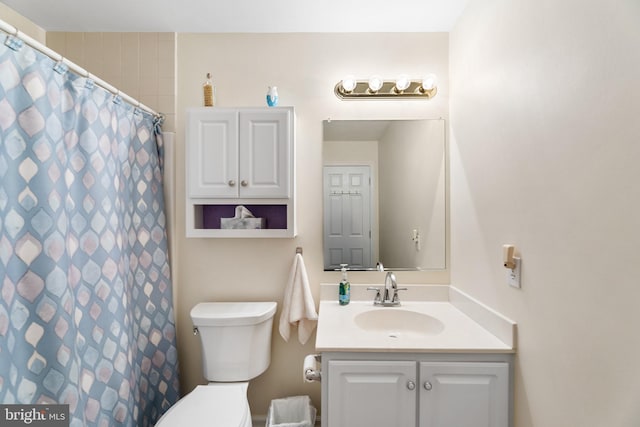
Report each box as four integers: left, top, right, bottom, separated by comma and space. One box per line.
327, 361, 416, 427
238, 109, 291, 198
419, 362, 509, 427
187, 110, 238, 198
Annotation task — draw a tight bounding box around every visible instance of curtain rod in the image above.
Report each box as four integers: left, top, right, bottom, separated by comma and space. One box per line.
0, 19, 162, 120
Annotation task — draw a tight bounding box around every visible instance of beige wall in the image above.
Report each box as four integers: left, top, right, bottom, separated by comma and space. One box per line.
46, 32, 176, 132
176, 32, 450, 416
450, 1, 640, 426
0, 3, 45, 43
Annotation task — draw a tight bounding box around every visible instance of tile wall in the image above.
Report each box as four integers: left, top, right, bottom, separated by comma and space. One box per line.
46, 32, 176, 132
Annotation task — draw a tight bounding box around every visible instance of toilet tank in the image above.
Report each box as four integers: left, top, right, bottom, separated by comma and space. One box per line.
190, 302, 277, 382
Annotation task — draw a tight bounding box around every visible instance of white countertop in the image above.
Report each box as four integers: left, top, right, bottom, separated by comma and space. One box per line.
315, 285, 516, 354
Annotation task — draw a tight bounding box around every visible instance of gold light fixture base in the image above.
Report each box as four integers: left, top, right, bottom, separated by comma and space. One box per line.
334, 80, 437, 100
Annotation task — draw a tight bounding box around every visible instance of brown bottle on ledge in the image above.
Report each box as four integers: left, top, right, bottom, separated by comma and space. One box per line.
203, 73, 214, 107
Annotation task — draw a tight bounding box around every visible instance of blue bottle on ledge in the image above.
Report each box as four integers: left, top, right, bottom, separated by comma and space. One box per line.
266, 86, 278, 107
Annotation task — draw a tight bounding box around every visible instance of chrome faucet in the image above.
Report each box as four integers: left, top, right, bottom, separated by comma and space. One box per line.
367, 269, 407, 306
383, 271, 397, 303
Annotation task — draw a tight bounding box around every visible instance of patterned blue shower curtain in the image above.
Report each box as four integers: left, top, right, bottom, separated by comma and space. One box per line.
0, 36, 179, 426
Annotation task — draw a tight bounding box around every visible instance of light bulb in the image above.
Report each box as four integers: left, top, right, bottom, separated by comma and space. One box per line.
421, 74, 437, 91
368, 75, 383, 93
395, 74, 411, 92
341, 75, 357, 93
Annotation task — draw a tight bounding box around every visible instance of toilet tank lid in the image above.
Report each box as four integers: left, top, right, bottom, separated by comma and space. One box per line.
191, 302, 277, 326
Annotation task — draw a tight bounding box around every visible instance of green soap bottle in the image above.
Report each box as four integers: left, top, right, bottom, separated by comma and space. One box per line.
339, 263, 350, 305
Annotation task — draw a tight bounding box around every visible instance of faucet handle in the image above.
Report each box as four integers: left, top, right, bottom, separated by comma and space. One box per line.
366, 287, 382, 304
392, 287, 408, 303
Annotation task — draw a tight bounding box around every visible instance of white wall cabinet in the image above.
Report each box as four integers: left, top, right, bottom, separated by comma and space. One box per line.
187, 108, 291, 199
322, 355, 511, 427
185, 107, 295, 238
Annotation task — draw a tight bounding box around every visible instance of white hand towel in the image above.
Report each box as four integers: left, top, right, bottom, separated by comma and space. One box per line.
279, 253, 318, 345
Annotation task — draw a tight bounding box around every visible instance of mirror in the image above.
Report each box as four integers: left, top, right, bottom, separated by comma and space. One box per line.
323, 119, 446, 271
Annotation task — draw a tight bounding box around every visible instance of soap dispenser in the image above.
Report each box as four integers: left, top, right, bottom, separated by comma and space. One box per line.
339, 264, 350, 305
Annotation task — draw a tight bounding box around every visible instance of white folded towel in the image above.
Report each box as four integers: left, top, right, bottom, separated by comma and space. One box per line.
279, 253, 318, 345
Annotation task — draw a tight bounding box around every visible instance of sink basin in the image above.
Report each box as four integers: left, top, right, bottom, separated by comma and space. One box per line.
354, 309, 445, 337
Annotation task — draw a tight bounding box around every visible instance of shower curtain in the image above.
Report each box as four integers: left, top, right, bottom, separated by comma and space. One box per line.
0, 36, 179, 426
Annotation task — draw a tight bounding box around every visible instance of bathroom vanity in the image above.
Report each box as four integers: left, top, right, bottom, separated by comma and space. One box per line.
315, 284, 516, 427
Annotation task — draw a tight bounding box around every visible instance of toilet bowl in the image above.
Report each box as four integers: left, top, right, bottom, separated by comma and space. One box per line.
156, 302, 277, 427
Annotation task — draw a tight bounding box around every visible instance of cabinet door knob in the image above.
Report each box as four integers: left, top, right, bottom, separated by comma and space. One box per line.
407, 381, 416, 391
228, 180, 236, 187
241, 180, 248, 187
423, 381, 432, 391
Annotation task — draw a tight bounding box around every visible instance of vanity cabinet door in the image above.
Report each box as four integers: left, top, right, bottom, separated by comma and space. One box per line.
419, 362, 509, 427
327, 360, 417, 427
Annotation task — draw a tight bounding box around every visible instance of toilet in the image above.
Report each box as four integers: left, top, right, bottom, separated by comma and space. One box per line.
156, 301, 278, 427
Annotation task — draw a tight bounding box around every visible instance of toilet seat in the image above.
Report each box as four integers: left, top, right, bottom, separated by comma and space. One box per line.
156, 383, 251, 427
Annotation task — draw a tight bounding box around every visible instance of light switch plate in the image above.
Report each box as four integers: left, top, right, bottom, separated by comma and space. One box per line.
508, 257, 521, 288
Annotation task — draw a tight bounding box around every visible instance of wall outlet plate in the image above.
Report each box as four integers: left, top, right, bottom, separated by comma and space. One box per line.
508, 257, 521, 288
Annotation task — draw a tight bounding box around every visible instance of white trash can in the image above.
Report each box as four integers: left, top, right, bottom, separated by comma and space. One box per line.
266, 395, 316, 427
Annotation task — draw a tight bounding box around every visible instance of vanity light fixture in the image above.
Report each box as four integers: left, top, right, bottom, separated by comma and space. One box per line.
334, 74, 438, 100
394, 74, 411, 92
340, 75, 357, 93
367, 75, 384, 93
420, 74, 438, 92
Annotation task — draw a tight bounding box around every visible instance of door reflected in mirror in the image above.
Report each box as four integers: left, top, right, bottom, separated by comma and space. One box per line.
323, 119, 446, 271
